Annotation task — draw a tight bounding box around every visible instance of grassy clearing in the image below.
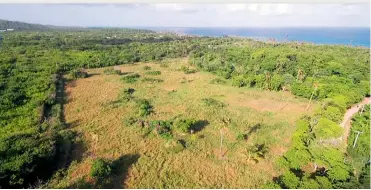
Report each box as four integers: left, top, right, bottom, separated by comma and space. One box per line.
53, 58, 316, 188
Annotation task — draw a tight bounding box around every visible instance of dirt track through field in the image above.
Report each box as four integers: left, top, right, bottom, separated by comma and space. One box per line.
340, 97, 370, 145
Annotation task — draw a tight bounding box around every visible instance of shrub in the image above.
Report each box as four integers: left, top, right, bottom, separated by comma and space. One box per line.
103, 68, 121, 75
70, 69, 88, 79
210, 78, 226, 85
165, 139, 185, 153
117, 88, 135, 102
149, 120, 172, 138
123, 117, 138, 127
141, 77, 164, 83
90, 158, 112, 178
323, 106, 342, 123
236, 133, 247, 141
121, 73, 140, 83
136, 99, 153, 116
314, 118, 343, 139
231, 76, 247, 87
160, 63, 169, 68
145, 71, 161, 75
180, 65, 197, 74
280, 171, 299, 189
173, 118, 197, 133
143, 66, 151, 70
201, 98, 226, 108
122, 88, 135, 95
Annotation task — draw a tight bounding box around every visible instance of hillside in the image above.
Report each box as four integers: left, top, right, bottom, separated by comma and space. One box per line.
0, 19, 158, 33
0, 19, 53, 31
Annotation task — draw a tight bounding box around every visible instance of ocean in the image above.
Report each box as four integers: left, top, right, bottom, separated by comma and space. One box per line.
148, 27, 370, 47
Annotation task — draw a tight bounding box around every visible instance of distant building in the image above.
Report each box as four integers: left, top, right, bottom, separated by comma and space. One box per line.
6, 29, 14, 31
0, 29, 6, 32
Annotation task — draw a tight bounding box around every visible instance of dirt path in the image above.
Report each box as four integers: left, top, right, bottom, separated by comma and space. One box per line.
340, 97, 370, 145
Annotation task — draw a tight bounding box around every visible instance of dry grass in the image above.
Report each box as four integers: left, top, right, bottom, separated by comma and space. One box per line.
54, 58, 316, 188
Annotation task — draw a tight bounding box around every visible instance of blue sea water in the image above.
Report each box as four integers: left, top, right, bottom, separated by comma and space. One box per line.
148, 27, 370, 47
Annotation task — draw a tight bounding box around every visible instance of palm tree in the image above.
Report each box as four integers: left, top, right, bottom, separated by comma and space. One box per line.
297, 69, 304, 82
306, 83, 319, 111
264, 71, 271, 90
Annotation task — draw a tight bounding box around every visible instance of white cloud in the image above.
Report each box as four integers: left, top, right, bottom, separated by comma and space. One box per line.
247, 4, 258, 12
0, 3, 368, 27
226, 4, 247, 12
275, 4, 292, 15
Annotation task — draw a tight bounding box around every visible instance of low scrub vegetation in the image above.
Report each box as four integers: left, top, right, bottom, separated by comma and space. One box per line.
210, 78, 227, 85
70, 69, 88, 79
201, 98, 226, 108
121, 73, 140, 83
142, 66, 151, 70
145, 70, 161, 75
90, 158, 112, 178
141, 77, 164, 83
172, 118, 198, 133
136, 99, 153, 116
180, 65, 197, 74
103, 67, 121, 75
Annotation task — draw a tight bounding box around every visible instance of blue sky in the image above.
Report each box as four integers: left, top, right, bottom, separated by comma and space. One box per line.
0, 3, 369, 27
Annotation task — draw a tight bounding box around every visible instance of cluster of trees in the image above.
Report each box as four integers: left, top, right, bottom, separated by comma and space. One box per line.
347, 105, 370, 188
189, 43, 369, 105
265, 99, 370, 188
0, 21, 369, 188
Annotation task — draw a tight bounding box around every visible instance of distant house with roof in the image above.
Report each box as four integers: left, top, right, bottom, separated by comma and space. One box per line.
6, 29, 14, 31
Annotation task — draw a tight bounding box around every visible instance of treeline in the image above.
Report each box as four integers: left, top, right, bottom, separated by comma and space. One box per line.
189, 44, 370, 106
0, 28, 369, 188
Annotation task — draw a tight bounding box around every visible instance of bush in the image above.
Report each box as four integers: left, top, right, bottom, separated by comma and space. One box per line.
314, 118, 343, 139
165, 139, 185, 153
323, 106, 342, 123
121, 73, 140, 83
210, 78, 226, 85
180, 65, 197, 74
136, 99, 153, 116
90, 158, 112, 178
201, 98, 226, 108
103, 68, 121, 75
173, 118, 197, 133
141, 77, 164, 83
117, 88, 135, 102
143, 66, 151, 70
236, 133, 247, 141
145, 71, 161, 75
122, 117, 138, 127
231, 76, 247, 87
160, 63, 169, 68
149, 120, 172, 139
280, 171, 299, 189
70, 69, 88, 79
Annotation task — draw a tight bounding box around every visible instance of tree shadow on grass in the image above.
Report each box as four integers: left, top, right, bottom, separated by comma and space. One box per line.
193, 120, 209, 132
245, 123, 261, 140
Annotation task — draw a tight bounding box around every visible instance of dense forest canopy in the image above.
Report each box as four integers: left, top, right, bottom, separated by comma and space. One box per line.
0, 20, 369, 188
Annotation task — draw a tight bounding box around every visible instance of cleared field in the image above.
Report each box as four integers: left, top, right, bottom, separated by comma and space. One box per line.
53, 58, 316, 188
